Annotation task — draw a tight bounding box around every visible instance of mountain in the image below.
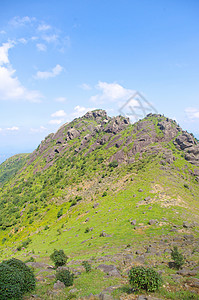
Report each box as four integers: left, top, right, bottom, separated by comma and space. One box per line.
0, 109, 199, 299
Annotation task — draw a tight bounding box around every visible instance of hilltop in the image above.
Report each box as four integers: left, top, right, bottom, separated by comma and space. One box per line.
0, 110, 199, 299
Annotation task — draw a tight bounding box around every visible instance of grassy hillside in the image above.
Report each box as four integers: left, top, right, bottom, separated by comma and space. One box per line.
0, 153, 29, 187
0, 110, 199, 299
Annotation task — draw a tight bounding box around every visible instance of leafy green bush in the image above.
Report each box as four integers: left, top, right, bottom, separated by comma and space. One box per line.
84, 227, 90, 233
82, 261, 91, 272
0, 258, 36, 299
56, 269, 74, 287
70, 199, 77, 207
102, 191, 107, 197
129, 266, 162, 292
57, 208, 63, 218
109, 160, 118, 168
50, 249, 68, 268
171, 246, 184, 269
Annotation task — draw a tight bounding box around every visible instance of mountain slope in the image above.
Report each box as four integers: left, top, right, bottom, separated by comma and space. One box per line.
0, 110, 199, 299
0, 153, 28, 187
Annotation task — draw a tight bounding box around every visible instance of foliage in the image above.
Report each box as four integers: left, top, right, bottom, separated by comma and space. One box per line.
55, 268, 74, 287
57, 208, 63, 218
0, 258, 36, 299
109, 160, 118, 168
50, 249, 68, 268
129, 266, 162, 292
102, 191, 107, 197
171, 246, 184, 269
82, 260, 91, 272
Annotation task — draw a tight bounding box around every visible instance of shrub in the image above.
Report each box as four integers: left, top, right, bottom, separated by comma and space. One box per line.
171, 246, 184, 269
0, 258, 36, 299
50, 249, 68, 268
70, 199, 77, 207
56, 269, 74, 287
129, 266, 162, 292
102, 191, 107, 197
85, 227, 90, 233
109, 160, 118, 168
82, 261, 91, 272
57, 208, 63, 218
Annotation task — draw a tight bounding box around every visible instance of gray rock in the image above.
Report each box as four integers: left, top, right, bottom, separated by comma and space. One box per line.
148, 219, 157, 225
177, 268, 197, 276
53, 280, 65, 289
130, 220, 136, 226
186, 277, 199, 288
69, 288, 78, 293
96, 264, 121, 277
98, 293, 114, 300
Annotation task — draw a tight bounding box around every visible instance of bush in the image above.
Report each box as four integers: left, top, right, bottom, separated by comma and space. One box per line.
0, 258, 36, 299
102, 191, 107, 197
82, 261, 91, 273
109, 160, 118, 168
50, 249, 68, 268
56, 269, 74, 287
129, 266, 162, 292
57, 208, 63, 218
171, 246, 184, 269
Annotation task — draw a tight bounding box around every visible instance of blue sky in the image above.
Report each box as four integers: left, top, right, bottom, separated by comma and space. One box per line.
0, 0, 199, 162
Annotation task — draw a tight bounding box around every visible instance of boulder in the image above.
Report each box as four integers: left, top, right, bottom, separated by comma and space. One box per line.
96, 264, 121, 277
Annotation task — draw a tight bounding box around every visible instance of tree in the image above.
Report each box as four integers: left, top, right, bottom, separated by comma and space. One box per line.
50, 249, 68, 268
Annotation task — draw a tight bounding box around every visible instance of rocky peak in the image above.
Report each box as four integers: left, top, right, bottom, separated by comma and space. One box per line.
84, 109, 109, 123
174, 132, 199, 166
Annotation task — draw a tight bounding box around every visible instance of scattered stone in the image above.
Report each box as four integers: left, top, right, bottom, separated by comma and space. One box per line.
148, 219, 157, 225
96, 264, 121, 277
85, 218, 90, 222
186, 277, 199, 288
53, 280, 65, 290
69, 288, 78, 293
144, 196, 151, 201
93, 203, 99, 209
99, 231, 112, 237
177, 268, 197, 276
130, 219, 136, 226
138, 189, 143, 192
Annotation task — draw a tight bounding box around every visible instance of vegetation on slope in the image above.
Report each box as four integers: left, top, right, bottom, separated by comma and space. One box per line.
0, 110, 198, 299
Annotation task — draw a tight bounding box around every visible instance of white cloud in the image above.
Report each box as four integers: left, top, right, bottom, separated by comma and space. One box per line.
18, 38, 27, 44
55, 96, 67, 102
0, 30, 6, 35
35, 64, 63, 79
38, 24, 51, 31
42, 34, 58, 43
185, 107, 199, 120
9, 16, 36, 27
51, 110, 66, 117
0, 41, 14, 65
36, 43, 47, 51
90, 81, 135, 104
6, 126, 19, 131
49, 119, 63, 125
80, 83, 92, 90
0, 42, 42, 102
30, 126, 47, 133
